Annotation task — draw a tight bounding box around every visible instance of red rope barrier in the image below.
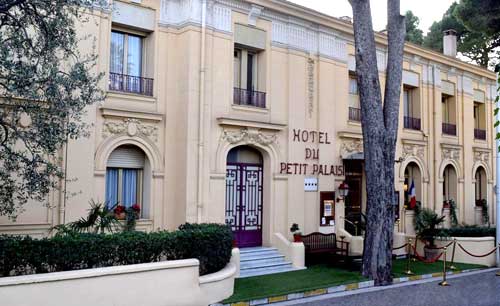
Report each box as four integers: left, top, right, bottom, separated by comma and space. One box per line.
424, 241, 454, 250
456, 243, 499, 258
411, 245, 444, 263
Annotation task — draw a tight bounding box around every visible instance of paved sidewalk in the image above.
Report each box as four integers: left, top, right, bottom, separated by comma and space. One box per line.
273, 268, 500, 306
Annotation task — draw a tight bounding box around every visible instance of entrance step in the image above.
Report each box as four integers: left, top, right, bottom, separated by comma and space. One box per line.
239, 247, 306, 278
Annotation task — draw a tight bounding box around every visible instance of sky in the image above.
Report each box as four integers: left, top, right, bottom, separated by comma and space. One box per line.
287, 0, 456, 33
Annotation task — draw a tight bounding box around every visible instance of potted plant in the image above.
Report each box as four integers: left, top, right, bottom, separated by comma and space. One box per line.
290, 223, 302, 242
113, 204, 126, 220
131, 204, 141, 218
415, 207, 446, 260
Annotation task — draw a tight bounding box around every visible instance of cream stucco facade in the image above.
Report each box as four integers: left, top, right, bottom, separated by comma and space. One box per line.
0, 0, 497, 248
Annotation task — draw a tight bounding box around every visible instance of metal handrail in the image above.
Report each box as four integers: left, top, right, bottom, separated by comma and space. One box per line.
340, 216, 359, 236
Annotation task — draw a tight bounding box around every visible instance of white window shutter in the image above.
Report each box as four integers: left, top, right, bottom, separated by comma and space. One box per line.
107, 146, 145, 168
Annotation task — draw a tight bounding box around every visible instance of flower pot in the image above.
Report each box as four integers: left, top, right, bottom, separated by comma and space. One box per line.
423, 246, 440, 261
293, 234, 302, 242
115, 212, 126, 220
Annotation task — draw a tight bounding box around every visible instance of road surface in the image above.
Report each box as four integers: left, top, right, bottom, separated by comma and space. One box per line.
274, 268, 500, 306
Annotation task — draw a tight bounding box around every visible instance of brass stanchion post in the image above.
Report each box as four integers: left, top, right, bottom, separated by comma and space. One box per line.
405, 238, 414, 275
439, 247, 449, 286
496, 244, 500, 276
449, 239, 457, 270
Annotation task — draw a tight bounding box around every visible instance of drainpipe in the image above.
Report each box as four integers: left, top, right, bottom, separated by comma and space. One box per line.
197, 0, 207, 223
495, 68, 500, 268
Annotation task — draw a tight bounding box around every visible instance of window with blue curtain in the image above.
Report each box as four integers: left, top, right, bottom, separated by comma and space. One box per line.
105, 168, 141, 208
105, 168, 119, 207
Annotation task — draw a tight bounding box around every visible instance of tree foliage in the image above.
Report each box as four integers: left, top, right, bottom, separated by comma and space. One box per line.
423, 1, 500, 69
404, 10, 424, 45
0, 0, 104, 217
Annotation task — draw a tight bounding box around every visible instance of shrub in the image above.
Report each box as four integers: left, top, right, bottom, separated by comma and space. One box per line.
441, 225, 496, 238
0, 223, 232, 277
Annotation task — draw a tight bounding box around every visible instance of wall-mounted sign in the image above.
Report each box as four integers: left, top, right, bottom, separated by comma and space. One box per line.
280, 129, 344, 176
304, 177, 318, 191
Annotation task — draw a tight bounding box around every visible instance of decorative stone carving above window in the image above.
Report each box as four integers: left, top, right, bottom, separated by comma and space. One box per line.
221, 128, 277, 145
340, 139, 363, 158
474, 150, 489, 162
402, 144, 425, 160
103, 118, 158, 142
442, 147, 460, 161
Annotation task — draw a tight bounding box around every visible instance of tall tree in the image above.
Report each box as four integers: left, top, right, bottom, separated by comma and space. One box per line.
423, 1, 500, 69
0, 0, 104, 217
454, 0, 500, 36
349, 0, 405, 285
404, 10, 424, 45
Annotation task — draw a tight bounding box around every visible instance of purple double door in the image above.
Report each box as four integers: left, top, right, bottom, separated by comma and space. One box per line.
225, 162, 263, 248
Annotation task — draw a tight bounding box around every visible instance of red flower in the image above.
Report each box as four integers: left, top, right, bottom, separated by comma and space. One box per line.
114, 205, 126, 214
131, 204, 141, 212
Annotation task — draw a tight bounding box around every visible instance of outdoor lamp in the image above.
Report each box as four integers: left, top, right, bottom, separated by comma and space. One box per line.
337, 182, 349, 202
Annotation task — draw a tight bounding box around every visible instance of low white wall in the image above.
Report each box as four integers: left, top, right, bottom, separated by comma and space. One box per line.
273, 232, 305, 268
0, 258, 236, 306
410, 235, 496, 267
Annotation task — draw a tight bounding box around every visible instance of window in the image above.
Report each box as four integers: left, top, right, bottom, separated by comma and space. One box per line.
403, 87, 421, 130
233, 47, 265, 108
348, 76, 361, 121
109, 30, 153, 96
105, 146, 145, 215
473, 102, 486, 140
442, 95, 456, 135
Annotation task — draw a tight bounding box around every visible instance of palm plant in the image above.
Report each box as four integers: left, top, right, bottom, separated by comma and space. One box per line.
414, 208, 445, 247
67, 200, 121, 234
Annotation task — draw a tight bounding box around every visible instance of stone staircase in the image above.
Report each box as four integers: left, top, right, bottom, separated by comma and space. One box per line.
239, 247, 305, 278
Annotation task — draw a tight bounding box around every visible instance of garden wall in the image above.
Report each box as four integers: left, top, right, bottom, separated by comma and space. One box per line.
413, 236, 496, 267
0, 257, 236, 306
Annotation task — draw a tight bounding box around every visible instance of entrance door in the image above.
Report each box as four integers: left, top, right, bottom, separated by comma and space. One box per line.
225, 146, 264, 248
345, 177, 362, 236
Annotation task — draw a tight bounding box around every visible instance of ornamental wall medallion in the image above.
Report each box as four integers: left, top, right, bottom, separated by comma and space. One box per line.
221, 128, 277, 145
103, 118, 158, 142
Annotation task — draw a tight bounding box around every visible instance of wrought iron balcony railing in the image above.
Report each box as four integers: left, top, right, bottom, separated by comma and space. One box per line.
404, 116, 421, 130
109, 72, 154, 96
474, 128, 486, 140
348, 107, 361, 121
442, 122, 457, 136
233, 87, 266, 108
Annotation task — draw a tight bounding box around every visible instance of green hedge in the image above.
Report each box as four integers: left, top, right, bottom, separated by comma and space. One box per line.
441, 225, 496, 238
0, 223, 232, 277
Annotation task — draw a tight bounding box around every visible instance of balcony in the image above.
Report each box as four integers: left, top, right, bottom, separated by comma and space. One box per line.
474, 128, 486, 140
403, 116, 421, 130
109, 73, 154, 96
442, 123, 457, 136
348, 107, 361, 122
233, 88, 266, 108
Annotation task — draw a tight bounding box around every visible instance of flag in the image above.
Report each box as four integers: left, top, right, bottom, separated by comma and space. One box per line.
409, 180, 416, 209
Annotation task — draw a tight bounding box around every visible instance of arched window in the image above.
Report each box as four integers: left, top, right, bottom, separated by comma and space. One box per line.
443, 164, 457, 202
106, 145, 150, 217
475, 167, 487, 206
403, 162, 421, 206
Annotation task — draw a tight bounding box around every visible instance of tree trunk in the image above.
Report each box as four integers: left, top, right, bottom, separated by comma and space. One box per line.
348, 0, 405, 285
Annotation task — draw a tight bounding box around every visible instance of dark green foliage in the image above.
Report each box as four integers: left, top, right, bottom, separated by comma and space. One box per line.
414, 206, 446, 247
0, 223, 233, 277
404, 11, 424, 45
64, 200, 121, 234
441, 225, 496, 238
454, 0, 500, 36
0, 0, 106, 217
422, 1, 499, 69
